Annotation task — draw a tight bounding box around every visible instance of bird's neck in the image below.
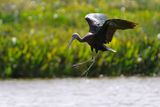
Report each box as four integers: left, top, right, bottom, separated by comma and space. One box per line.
76, 35, 84, 42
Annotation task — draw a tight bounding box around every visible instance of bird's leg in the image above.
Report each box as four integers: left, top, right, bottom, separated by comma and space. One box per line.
91, 51, 94, 60
81, 57, 96, 76
81, 53, 99, 76
91, 47, 94, 60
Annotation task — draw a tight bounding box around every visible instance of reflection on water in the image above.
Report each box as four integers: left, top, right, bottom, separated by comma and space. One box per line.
0, 77, 160, 107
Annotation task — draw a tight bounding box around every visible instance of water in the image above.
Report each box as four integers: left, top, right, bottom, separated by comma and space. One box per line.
0, 77, 160, 107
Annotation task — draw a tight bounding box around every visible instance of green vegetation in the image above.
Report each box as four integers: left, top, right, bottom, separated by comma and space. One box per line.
0, 0, 160, 78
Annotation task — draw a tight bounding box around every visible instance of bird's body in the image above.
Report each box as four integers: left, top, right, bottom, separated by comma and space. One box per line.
82, 32, 110, 53
69, 13, 136, 53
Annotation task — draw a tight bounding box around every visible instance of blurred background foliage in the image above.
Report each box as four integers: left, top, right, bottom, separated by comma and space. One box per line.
0, 0, 160, 78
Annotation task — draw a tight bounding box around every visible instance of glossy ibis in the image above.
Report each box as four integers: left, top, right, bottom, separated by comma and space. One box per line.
68, 13, 136, 75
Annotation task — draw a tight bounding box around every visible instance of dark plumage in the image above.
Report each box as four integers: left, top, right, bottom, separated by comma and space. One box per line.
68, 13, 137, 53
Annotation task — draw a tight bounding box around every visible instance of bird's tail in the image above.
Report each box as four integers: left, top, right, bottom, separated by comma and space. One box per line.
109, 19, 137, 29
106, 46, 116, 53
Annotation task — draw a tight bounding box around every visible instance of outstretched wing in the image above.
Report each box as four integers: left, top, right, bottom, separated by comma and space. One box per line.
85, 13, 107, 33
95, 19, 137, 43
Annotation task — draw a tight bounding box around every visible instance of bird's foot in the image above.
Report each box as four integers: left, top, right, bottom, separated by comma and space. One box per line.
72, 58, 93, 68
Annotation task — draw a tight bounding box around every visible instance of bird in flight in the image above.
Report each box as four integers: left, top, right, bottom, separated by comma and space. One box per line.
68, 13, 137, 75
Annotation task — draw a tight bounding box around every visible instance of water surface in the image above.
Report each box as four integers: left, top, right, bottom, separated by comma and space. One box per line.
0, 77, 160, 107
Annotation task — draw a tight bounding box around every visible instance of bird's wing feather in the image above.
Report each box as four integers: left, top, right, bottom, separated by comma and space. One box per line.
95, 19, 137, 43
85, 13, 107, 33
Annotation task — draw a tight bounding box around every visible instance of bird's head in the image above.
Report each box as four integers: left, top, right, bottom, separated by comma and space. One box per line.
68, 33, 80, 48
72, 33, 79, 39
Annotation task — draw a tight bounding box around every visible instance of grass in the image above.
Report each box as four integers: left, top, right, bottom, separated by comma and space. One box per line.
0, 0, 160, 78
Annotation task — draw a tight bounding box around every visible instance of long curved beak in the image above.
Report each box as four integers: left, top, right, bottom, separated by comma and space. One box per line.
68, 37, 74, 48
